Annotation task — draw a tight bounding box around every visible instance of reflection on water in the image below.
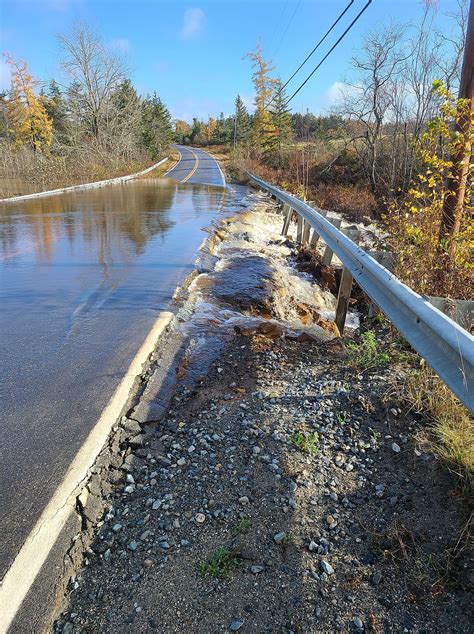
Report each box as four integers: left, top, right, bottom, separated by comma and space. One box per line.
0, 176, 227, 577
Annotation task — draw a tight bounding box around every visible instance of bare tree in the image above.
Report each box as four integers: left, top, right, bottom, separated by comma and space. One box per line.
340, 23, 407, 195
58, 24, 126, 139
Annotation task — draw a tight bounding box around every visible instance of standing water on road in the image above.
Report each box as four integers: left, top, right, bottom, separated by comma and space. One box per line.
0, 177, 228, 577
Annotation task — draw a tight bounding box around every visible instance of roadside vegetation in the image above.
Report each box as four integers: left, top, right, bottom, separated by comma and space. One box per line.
179, 2, 472, 490
185, 2, 471, 303
402, 366, 473, 495
0, 24, 174, 197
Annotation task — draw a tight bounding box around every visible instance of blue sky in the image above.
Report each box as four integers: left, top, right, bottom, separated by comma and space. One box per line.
0, 0, 464, 121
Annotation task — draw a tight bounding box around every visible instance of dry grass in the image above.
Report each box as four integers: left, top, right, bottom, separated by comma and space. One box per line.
403, 366, 473, 493
0, 143, 154, 198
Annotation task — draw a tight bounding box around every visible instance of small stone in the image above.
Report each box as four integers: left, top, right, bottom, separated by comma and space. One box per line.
128, 540, 138, 551
250, 565, 264, 574
372, 570, 382, 585
308, 540, 318, 552
390, 408, 398, 416
320, 560, 334, 575
112, 523, 122, 533
352, 617, 364, 630
152, 500, 162, 510
391, 442, 401, 453
124, 485, 135, 494
273, 531, 286, 544
177, 457, 186, 466
229, 619, 243, 631
239, 496, 250, 505
143, 559, 154, 568
195, 513, 206, 524
252, 446, 261, 455
126, 474, 135, 484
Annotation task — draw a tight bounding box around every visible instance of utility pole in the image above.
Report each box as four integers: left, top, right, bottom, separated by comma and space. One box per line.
439, 0, 473, 263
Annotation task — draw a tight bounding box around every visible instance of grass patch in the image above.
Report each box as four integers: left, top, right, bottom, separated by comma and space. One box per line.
233, 517, 252, 535
198, 547, 241, 579
290, 430, 319, 455
345, 330, 390, 371
403, 367, 473, 493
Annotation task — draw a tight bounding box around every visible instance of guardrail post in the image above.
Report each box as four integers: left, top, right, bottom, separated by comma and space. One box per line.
335, 268, 354, 335
296, 214, 303, 243
302, 220, 311, 245
310, 210, 327, 247
281, 204, 292, 236
334, 229, 360, 334
322, 217, 342, 264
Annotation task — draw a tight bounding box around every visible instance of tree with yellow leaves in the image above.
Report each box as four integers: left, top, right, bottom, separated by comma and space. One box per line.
5, 55, 52, 152
245, 43, 277, 149
202, 116, 217, 145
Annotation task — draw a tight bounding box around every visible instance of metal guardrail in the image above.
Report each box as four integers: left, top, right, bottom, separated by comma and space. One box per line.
249, 173, 474, 413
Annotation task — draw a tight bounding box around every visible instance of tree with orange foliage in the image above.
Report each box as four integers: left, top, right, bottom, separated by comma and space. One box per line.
202, 116, 217, 144
245, 43, 277, 149
5, 54, 52, 152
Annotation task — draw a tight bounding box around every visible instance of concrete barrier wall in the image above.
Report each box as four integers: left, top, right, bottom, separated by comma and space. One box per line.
0, 156, 169, 204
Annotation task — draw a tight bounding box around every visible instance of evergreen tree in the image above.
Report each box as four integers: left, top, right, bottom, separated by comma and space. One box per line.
213, 112, 233, 144
189, 117, 201, 143
112, 79, 140, 122
268, 80, 292, 155
234, 95, 250, 145
141, 93, 173, 158
41, 80, 67, 136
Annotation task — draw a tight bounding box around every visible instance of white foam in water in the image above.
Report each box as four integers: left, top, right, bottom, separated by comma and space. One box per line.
185, 192, 360, 338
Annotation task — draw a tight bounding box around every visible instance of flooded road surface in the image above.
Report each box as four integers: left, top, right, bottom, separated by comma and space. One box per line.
0, 177, 227, 577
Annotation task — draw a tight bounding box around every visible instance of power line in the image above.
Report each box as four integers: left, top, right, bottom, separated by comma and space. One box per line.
265, 0, 355, 110
281, 0, 354, 93
271, 0, 302, 61
285, 0, 372, 106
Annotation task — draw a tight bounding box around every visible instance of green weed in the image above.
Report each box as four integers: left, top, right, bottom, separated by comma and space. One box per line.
198, 547, 241, 579
290, 430, 319, 455
345, 330, 390, 371
233, 517, 252, 535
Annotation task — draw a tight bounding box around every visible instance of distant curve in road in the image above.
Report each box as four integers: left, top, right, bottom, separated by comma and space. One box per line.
164, 145, 226, 188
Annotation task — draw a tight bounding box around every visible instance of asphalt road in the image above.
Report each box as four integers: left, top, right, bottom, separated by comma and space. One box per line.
165, 145, 226, 187
0, 152, 227, 605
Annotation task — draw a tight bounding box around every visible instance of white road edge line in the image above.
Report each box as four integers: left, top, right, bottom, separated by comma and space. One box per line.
163, 148, 183, 177
0, 310, 174, 634
196, 147, 226, 188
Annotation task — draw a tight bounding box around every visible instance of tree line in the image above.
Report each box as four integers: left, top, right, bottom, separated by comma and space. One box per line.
0, 24, 174, 193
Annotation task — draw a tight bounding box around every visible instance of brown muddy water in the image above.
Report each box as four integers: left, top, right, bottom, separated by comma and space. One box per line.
0, 177, 236, 577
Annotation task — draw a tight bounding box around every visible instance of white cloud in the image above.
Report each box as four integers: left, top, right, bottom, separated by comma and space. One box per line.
0, 59, 11, 92
324, 81, 348, 106
180, 8, 206, 40
110, 38, 130, 54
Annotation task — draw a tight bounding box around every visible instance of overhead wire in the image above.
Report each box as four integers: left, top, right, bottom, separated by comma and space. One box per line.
265, 0, 356, 111
284, 0, 373, 106
280, 0, 355, 93
271, 0, 302, 61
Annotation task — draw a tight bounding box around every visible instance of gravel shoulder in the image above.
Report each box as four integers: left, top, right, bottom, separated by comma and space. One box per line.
55, 191, 473, 634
